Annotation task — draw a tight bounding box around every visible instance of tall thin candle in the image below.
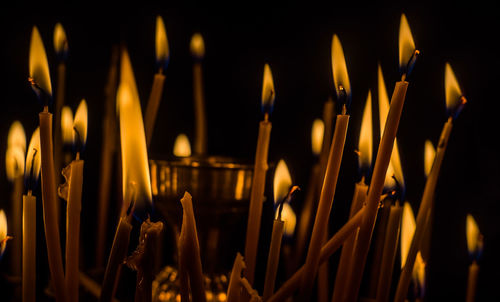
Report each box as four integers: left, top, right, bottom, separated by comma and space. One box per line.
191, 33, 207, 155
465, 214, 482, 302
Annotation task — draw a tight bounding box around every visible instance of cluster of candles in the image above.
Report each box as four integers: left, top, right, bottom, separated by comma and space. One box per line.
0, 11, 485, 302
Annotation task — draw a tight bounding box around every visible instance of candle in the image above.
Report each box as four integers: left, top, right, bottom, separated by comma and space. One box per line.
6, 121, 26, 277
465, 214, 483, 302
344, 14, 418, 300
227, 253, 246, 302
190, 33, 207, 155
420, 140, 436, 262
96, 46, 119, 268
244, 63, 275, 284
0, 210, 10, 258
299, 33, 351, 298
178, 191, 206, 302
29, 26, 66, 302
145, 16, 169, 147
173, 134, 192, 157
394, 62, 467, 302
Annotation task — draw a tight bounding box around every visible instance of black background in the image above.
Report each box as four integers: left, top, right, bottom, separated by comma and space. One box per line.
0, 3, 499, 301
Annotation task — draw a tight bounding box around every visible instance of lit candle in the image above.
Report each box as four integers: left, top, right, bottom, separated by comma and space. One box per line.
5, 121, 26, 277
145, 16, 169, 147
420, 140, 436, 262
299, 33, 351, 298
244, 63, 275, 284
23, 128, 41, 302
178, 191, 206, 302
29, 25, 66, 302
61, 106, 74, 165
331, 90, 372, 302
0, 210, 10, 258
394, 62, 467, 302
173, 133, 192, 157
345, 14, 419, 300
58, 99, 87, 302
190, 33, 207, 155
465, 214, 483, 302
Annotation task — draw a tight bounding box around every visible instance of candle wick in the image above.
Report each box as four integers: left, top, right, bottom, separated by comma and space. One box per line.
342, 104, 347, 115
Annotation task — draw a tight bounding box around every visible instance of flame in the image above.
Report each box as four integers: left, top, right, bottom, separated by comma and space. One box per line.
424, 140, 436, 177
29, 26, 52, 96
273, 159, 292, 205
173, 134, 192, 157
155, 16, 170, 66
190, 33, 205, 58
358, 90, 373, 171
8, 121, 26, 153
73, 99, 88, 147
276, 203, 297, 237
331, 34, 351, 100
53, 22, 68, 56
466, 214, 482, 255
0, 210, 7, 256
25, 128, 41, 184
445, 63, 465, 113
6, 121, 26, 181
61, 106, 74, 145
378, 65, 405, 190
311, 119, 325, 156
413, 251, 426, 293
399, 14, 416, 70
117, 49, 152, 204
261, 63, 275, 114
401, 202, 416, 268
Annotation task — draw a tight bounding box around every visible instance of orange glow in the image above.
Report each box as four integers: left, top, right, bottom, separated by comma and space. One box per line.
25, 128, 41, 183
6, 121, 26, 181
173, 134, 192, 157
29, 26, 52, 96
424, 140, 436, 177
311, 119, 325, 156
413, 251, 426, 290
399, 14, 416, 69
358, 90, 373, 170
445, 63, 464, 112
190, 33, 205, 58
73, 99, 88, 147
261, 63, 275, 112
0, 210, 8, 256
155, 16, 170, 64
466, 214, 482, 255
53, 22, 68, 55
276, 203, 297, 237
401, 202, 416, 268
117, 49, 152, 204
331, 34, 351, 99
61, 106, 74, 145
273, 159, 292, 205
7, 121, 26, 153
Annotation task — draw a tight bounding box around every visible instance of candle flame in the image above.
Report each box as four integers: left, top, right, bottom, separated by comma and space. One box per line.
261, 63, 275, 114
311, 119, 325, 156
424, 140, 436, 177
273, 159, 292, 205
378, 65, 405, 191
53, 22, 68, 57
118, 49, 152, 207
29, 26, 52, 97
8, 121, 26, 153
61, 106, 74, 145
358, 90, 373, 171
73, 99, 88, 148
331, 34, 351, 104
173, 134, 192, 157
190, 33, 205, 58
401, 202, 416, 268
413, 251, 426, 295
6, 121, 26, 181
445, 63, 466, 118
275, 203, 297, 237
25, 128, 41, 184
155, 16, 170, 68
0, 210, 8, 257
399, 14, 416, 72
466, 214, 483, 256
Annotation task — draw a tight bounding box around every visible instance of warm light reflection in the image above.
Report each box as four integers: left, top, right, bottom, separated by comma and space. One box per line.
117, 49, 152, 204
378, 65, 405, 190
190, 33, 205, 58
273, 159, 292, 205
173, 134, 191, 157
73, 99, 88, 147
155, 16, 170, 65
25, 128, 41, 183
276, 203, 297, 237
0, 210, 7, 257
331, 34, 351, 100
401, 202, 416, 268
445, 62, 465, 114
53, 22, 68, 56
358, 90, 372, 171
311, 119, 325, 157
29, 26, 52, 96
424, 140, 435, 177
413, 251, 426, 292
466, 214, 482, 256
61, 106, 74, 145
261, 63, 275, 113
399, 13, 416, 70
6, 121, 26, 181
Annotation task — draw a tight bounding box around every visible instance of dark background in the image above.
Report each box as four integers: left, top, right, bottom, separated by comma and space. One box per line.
0, 3, 498, 301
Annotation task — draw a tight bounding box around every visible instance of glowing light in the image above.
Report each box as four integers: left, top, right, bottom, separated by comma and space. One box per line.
53, 22, 68, 56
401, 202, 416, 268
445, 63, 466, 115
173, 134, 191, 157
399, 13, 416, 70
7, 121, 26, 153
273, 159, 292, 205
331, 34, 351, 100
466, 214, 482, 256
29, 26, 52, 96
190, 33, 205, 58
424, 140, 436, 177
61, 106, 74, 145
413, 251, 426, 293
0, 210, 8, 257
311, 119, 325, 156
25, 128, 41, 184
73, 99, 88, 147
358, 90, 373, 171
261, 63, 275, 113
156, 16, 170, 66
6, 121, 26, 181
276, 203, 297, 237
